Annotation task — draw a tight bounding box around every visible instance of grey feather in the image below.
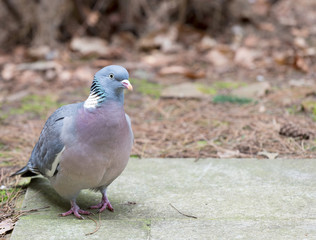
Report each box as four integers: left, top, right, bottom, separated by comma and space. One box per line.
27, 102, 83, 177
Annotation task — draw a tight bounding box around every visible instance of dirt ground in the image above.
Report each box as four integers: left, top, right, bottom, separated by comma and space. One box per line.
1, 0, 316, 236
0, 0, 316, 177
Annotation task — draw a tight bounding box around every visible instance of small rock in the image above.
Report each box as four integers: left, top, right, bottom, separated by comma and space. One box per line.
205, 49, 230, 67
1, 63, 16, 81
197, 36, 217, 51
59, 70, 72, 82
289, 79, 314, 87
258, 151, 279, 160
17, 61, 61, 72
294, 37, 307, 49
70, 37, 109, 56
234, 47, 259, 69
232, 82, 271, 99
45, 69, 57, 81
28, 45, 59, 60
159, 66, 188, 76
161, 83, 208, 99
217, 149, 240, 158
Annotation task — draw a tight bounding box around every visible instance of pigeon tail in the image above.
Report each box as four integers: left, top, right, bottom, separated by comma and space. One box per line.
11, 165, 39, 177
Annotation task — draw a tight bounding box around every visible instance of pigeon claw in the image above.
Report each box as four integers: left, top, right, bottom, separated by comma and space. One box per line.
60, 206, 91, 219
89, 198, 114, 212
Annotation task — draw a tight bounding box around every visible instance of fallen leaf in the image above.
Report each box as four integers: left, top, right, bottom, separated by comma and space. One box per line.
1, 63, 16, 81
243, 35, 259, 48
205, 49, 230, 67
258, 151, 279, 159
159, 66, 205, 79
295, 56, 309, 72
258, 22, 275, 32
27, 45, 58, 60
87, 11, 100, 27
294, 37, 307, 49
138, 26, 182, 53
141, 53, 177, 67
217, 149, 240, 158
159, 66, 188, 76
197, 36, 217, 52
289, 79, 314, 87
234, 47, 259, 69
0, 218, 14, 235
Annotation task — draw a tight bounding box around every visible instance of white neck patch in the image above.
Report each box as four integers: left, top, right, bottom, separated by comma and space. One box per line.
84, 93, 102, 109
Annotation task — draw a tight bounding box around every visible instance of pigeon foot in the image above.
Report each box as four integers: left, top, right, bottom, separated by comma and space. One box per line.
60, 200, 91, 219
89, 195, 114, 212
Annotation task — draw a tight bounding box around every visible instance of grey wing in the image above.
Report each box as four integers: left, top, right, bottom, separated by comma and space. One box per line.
26, 102, 82, 177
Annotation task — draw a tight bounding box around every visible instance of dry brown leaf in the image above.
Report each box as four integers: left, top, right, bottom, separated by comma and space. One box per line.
87, 11, 100, 27
234, 47, 259, 69
141, 53, 177, 67
295, 56, 309, 72
0, 218, 14, 235
1, 64, 16, 81
244, 35, 260, 48
217, 149, 240, 158
294, 37, 307, 49
258, 151, 279, 159
197, 36, 217, 52
205, 49, 229, 67
159, 66, 188, 76
258, 23, 276, 32
159, 66, 204, 79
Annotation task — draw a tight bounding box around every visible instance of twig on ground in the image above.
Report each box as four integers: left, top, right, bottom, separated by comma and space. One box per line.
85, 212, 101, 236
19, 206, 50, 213
169, 203, 197, 219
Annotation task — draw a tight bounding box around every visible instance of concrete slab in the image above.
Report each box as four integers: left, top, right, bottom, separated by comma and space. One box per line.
11, 158, 316, 239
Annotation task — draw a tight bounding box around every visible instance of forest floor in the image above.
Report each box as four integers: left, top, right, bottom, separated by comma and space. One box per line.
1, 0, 316, 237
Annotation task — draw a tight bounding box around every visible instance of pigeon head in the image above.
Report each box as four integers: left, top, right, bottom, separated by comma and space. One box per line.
84, 65, 133, 108
95, 65, 132, 92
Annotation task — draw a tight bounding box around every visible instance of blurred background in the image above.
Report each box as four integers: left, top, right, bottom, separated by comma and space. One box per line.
0, 0, 316, 176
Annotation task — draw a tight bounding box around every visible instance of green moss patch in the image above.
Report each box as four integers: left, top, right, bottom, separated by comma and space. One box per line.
213, 95, 253, 104
8, 94, 62, 119
213, 81, 246, 90
131, 78, 162, 98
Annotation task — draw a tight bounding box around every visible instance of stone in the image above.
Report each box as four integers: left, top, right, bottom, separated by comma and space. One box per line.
232, 81, 271, 99
161, 83, 209, 99
11, 158, 316, 239
70, 37, 109, 57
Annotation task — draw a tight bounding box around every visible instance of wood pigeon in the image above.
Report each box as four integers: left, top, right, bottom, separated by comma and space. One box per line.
12, 65, 134, 219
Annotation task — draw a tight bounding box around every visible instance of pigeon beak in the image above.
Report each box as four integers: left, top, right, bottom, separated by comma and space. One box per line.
121, 79, 133, 91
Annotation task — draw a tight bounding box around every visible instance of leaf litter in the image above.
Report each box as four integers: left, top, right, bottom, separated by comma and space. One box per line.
1, 0, 316, 236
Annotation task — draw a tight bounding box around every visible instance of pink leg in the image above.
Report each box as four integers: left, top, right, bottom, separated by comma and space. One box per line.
89, 190, 114, 212
60, 200, 91, 219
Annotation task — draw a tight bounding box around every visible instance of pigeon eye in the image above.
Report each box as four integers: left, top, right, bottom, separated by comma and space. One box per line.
109, 74, 114, 79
